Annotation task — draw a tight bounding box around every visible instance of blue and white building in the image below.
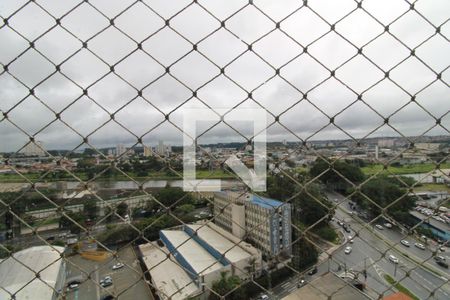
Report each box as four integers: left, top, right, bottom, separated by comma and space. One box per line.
139, 221, 262, 300
214, 191, 292, 258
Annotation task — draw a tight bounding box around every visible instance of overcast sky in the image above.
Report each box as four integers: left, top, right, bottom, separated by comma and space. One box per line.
0, 0, 449, 152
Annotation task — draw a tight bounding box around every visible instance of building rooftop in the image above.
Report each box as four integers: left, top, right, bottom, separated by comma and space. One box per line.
0, 245, 65, 300
282, 272, 371, 300
187, 223, 255, 263
250, 194, 285, 209
160, 229, 223, 275
139, 243, 199, 300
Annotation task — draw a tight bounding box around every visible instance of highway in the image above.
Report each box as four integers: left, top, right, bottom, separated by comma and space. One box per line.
329, 191, 450, 300
269, 192, 449, 299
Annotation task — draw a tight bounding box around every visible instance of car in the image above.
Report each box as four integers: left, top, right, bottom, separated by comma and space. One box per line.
400, 240, 410, 247
297, 277, 306, 288
260, 294, 269, 300
112, 263, 124, 270
67, 280, 81, 288
389, 255, 399, 264
384, 223, 392, 228
436, 260, 449, 268
337, 220, 344, 226
101, 280, 113, 287
375, 224, 383, 230
433, 255, 446, 262
414, 243, 425, 250
345, 246, 352, 254
100, 276, 112, 286
348, 236, 354, 243
308, 266, 318, 275
439, 246, 446, 252
68, 283, 79, 290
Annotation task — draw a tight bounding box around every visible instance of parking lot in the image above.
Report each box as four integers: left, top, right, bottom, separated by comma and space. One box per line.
64, 246, 153, 300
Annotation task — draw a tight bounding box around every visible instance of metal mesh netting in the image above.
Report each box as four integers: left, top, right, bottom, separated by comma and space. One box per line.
0, 0, 449, 300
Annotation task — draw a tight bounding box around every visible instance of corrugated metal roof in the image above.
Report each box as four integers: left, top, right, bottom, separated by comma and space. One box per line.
0, 245, 64, 300
250, 194, 285, 209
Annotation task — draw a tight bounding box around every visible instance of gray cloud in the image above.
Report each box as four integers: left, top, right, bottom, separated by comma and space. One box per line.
0, 0, 449, 152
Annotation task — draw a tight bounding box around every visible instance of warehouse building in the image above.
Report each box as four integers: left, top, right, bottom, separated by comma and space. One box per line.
0, 245, 66, 300
139, 221, 262, 300
214, 191, 292, 258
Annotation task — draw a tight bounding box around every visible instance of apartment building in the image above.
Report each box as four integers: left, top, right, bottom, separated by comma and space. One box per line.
214, 191, 292, 259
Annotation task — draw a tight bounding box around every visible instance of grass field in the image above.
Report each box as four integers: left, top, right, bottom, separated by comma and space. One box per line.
362, 162, 450, 175
413, 183, 450, 193
0, 169, 235, 183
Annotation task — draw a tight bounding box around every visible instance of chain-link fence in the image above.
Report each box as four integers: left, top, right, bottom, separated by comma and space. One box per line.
1, 0, 449, 299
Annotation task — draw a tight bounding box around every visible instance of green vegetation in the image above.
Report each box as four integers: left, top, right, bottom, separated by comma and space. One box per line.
413, 183, 450, 193
351, 175, 416, 226
362, 162, 450, 175
209, 271, 243, 300
0, 169, 234, 183
314, 226, 338, 243
384, 274, 419, 300
310, 158, 365, 192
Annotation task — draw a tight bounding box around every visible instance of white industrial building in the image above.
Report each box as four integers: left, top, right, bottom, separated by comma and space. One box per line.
0, 245, 66, 300
139, 221, 262, 300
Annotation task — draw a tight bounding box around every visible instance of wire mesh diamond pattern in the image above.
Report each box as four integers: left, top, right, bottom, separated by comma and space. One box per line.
0, 0, 449, 300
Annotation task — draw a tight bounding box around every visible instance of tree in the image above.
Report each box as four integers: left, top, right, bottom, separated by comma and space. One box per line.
174, 204, 195, 215
291, 236, 318, 271
83, 199, 97, 220
351, 176, 415, 225
116, 202, 128, 218
209, 271, 243, 300
156, 187, 193, 207
310, 158, 365, 192
59, 212, 85, 234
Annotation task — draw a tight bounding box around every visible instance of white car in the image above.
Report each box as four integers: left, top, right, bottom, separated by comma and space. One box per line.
348, 236, 354, 243
414, 243, 425, 250
375, 224, 383, 230
68, 283, 79, 290
112, 263, 124, 270
384, 223, 392, 228
345, 246, 352, 254
400, 240, 410, 247
389, 255, 399, 264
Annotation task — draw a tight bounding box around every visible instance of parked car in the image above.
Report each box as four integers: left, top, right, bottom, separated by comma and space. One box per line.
384, 223, 392, 228
436, 260, 448, 268
375, 224, 383, 230
345, 246, 352, 254
348, 236, 354, 243
308, 266, 318, 275
389, 255, 399, 264
112, 262, 124, 270
400, 240, 410, 247
414, 243, 426, 250
433, 255, 446, 262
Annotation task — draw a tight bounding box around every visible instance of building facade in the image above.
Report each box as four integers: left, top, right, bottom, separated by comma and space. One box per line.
213, 191, 292, 258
